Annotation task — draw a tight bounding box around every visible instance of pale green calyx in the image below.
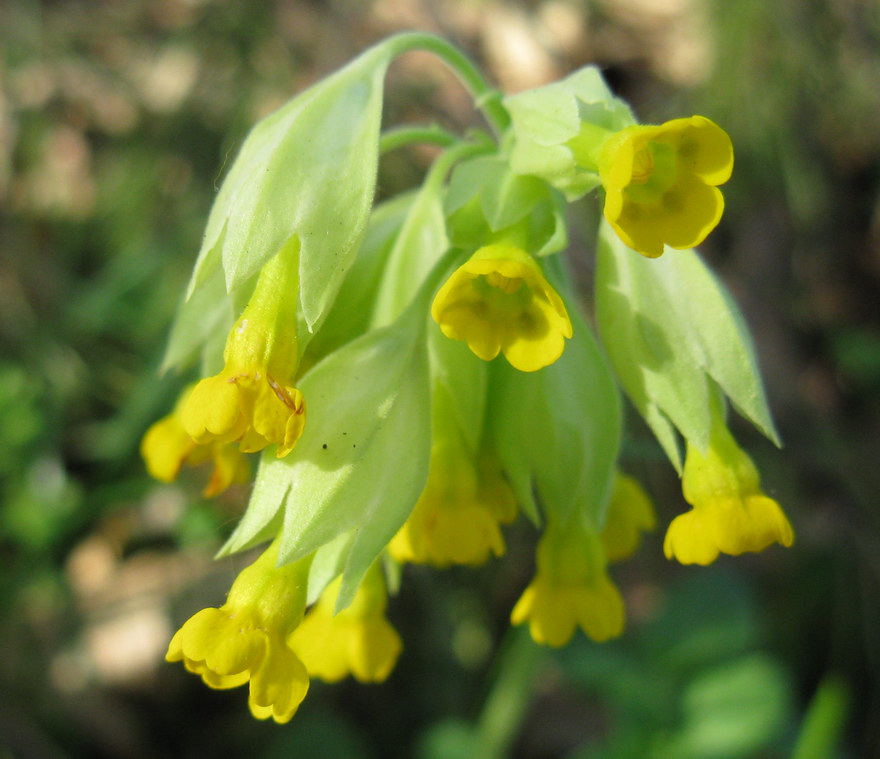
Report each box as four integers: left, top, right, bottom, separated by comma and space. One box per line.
504, 66, 635, 200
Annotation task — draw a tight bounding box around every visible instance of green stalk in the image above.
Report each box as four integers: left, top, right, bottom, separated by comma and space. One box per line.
387, 32, 511, 137
471, 628, 545, 759
379, 124, 459, 154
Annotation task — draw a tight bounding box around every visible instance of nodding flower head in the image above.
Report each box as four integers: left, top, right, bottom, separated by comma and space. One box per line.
141, 386, 250, 497
431, 244, 572, 372
598, 116, 733, 257
664, 421, 794, 566
290, 565, 402, 684
512, 516, 624, 647
165, 543, 312, 724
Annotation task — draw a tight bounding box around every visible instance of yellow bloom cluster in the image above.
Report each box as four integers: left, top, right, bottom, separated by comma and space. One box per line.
142, 42, 792, 728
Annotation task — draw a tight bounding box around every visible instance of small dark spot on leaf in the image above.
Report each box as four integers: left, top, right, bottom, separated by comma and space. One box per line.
322, 443, 328, 450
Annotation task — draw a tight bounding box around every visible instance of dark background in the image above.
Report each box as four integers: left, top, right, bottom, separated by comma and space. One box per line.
1, 1, 878, 757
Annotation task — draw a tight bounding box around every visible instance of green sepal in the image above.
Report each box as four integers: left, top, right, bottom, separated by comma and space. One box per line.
504, 66, 634, 200
445, 157, 568, 256
595, 221, 779, 472
161, 252, 234, 373
370, 171, 449, 327
490, 259, 622, 527
187, 40, 396, 333
428, 319, 488, 455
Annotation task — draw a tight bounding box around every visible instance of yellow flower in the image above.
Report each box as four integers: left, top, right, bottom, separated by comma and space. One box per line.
601, 472, 656, 562
166, 543, 312, 724
511, 517, 624, 647
598, 116, 733, 257
431, 244, 572, 372
290, 565, 401, 683
140, 388, 250, 497
389, 438, 514, 567
664, 422, 794, 565
182, 240, 306, 458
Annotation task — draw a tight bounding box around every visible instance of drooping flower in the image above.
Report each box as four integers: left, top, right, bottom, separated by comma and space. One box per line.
290, 564, 402, 683
597, 116, 733, 257
512, 515, 624, 647
601, 472, 656, 562
664, 420, 794, 565
141, 387, 250, 497
182, 239, 306, 458
389, 435, 514, 567
431, 244, 572, 372
166, 542, 312, 724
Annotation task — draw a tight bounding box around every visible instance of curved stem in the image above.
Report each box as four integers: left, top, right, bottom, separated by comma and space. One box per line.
387, 32, 511, 137
379, 124, 459, 155
472, 627, 544, 759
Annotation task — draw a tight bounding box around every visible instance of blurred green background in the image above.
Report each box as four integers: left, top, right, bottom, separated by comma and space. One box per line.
1, 1, 878, 757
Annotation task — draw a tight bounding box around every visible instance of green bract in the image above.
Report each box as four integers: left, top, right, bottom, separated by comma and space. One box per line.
187, 40, 395, 333
504, 66, 634, 200
595, 220, 779, 471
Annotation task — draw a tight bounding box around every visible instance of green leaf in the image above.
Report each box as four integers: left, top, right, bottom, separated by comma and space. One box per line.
161, 254, 234, 373
595, 221, 778, 471
301, 192, 415, 363
188, 41, 397, 334
371, 173, 449, 327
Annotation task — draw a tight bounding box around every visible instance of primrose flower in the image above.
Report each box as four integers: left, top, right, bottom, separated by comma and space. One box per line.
431, 244, 572, 372
141, 387, 250, 497
664, 421, 794, 565
389, 437, 515, 567
166, 542, 311, 724
182, 241, 306, 458
512, 516, 624, 647
601, 472, 656, 562
290, 565, 401, 683
597, 116, 733, 257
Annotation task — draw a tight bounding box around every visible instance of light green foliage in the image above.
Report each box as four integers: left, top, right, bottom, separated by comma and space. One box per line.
504, 66, 634, 199
595, 220, 778, 470
490, 263, 622, 526
187, 41, 396, 333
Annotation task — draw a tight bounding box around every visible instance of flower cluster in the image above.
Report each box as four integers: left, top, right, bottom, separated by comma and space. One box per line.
142, 34, 792, 722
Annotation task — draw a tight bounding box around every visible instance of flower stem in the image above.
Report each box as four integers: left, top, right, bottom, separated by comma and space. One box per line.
472, 627, 544, 759
379, 124, 459, 155
387, 32, 511, 137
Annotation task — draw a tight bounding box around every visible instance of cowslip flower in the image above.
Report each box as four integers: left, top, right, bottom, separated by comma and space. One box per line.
664, 421, 794, 565
601, 472, 656, 562
389, 437, 516, 567
166, 542, 312, 724
290, 564, 401, 683
597, 116, 733, 258
511, 516, 624, 646
431, 243, 572, 372
182, 241, 306, 458
141, 387, 250, 497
